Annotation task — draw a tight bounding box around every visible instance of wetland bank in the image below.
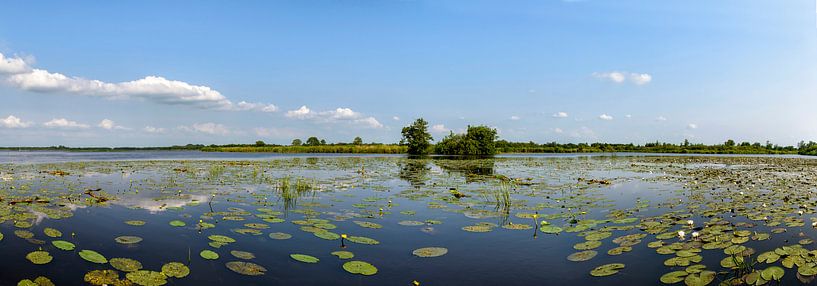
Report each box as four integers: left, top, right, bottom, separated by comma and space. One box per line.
1, 152, 817, 285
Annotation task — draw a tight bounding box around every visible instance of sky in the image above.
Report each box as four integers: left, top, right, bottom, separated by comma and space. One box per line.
1, 0, 816, 147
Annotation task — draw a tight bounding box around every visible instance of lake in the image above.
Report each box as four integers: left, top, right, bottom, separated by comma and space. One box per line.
1, 151, 816, 285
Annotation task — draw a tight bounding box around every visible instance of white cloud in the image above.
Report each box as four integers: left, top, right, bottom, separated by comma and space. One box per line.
98, 119, 128, 130
43, 118, 90, 129
625, 114, 632, 118
431, 124, 449, 133
0, 52, 276, 113
598, 114, 614, 121
392, 116, 400, 121
510, 115, 521, 120
180, 123, 230, 135
284, 105, 383, 129
143, 126, 166, 133
554, 127, 563, 134
0, 53, 30, 74
552, 112, 569, 118
593, 71, 652, 85
570, 126, 596, 139
655, 116, 667, 121
687, 123, 698, 129
0, 115, 32, 128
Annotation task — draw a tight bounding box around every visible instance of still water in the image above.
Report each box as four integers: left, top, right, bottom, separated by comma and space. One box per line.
0, 152, 815, 285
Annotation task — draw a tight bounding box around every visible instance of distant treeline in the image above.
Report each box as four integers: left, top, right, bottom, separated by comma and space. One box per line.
203, 144, 406, 154
0, 144, 206, 152
799, 141, 817, 156
495, 140, 800, 155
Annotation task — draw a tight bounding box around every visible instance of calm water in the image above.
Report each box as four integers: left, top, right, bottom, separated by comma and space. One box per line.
0, 152, 815, 285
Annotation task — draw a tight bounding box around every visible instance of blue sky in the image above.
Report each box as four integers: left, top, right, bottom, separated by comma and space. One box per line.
1, 0, 815, 147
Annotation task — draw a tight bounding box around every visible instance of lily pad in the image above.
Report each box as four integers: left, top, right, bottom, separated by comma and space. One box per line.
342, 260, 378, 276
290, 254, 319, 263
567, 250, 598, 262
412, 247, 448, 258
231, 250, 256, 260
43, 228, 62, 238
761, 266, 785, 281
25, 251, 53, 265
200, 250, 219, 260
331, 251, 354, 259
590, 263, 625, 277
52, 240, 75, 251
161, 262, 190, 278
115, 235, 143, 245
169, 220, 186, 227
126, 270, 168, 286
226, 261, 267, 276
269, 232, 292, 240
79, 250, 108, 264
84, 270, 120, 286
110, 258, 143, 272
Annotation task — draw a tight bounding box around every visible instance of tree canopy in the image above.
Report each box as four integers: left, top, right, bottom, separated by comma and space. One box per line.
434, 125, 498, 155
401, 118, 433, 155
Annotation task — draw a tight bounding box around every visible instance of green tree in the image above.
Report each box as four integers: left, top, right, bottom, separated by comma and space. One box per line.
306, 137, 321, 146
401, 118, 433, 155
434, 125, 497, 155
320, 139, 326, 145
291, 139, 302, 146
255, 140, 266, 147
724, 139, 736, 147
352, 137, 363, 145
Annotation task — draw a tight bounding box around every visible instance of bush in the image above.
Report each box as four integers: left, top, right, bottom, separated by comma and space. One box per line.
434, 125, 497, 155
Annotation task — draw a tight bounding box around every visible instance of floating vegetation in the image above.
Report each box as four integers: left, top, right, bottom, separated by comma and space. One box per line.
230, 250, 256, 260
169, 220, 186, 227
200, 250, 219, 260
25, 251, 53, 265
590, 263, 625, 277
269, 232, 292, 240
567, 250, 598, 262
84, 270, 120, 286
52, 240, 75, 251
43, 228, 62, 238
115, 235, 143, 245
161, 262, 190, 278
126, 270, 168, 286
110, 258, 143, 272
342, 261, 378, 276
125, 220, 146, 226
331, 251, 354, 259
345, 236, 380, 245
290, 254, 320, 263
412, 247, 448, 258
78, 250, 108, 264
226, 261, 267, 276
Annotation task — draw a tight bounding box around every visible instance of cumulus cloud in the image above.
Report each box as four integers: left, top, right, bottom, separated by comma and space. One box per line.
552, 112, 568, 118
655, 116, 667, 121
0, 52, 277, 113
598, 114, 614, 121
43, 118, 90, 129
0, 115, 32, 128
179, 123, 230, 135
284, 106, 383, 129
687, 123, 698, 129
98, 119, 128, 130
510, 115, 521, 120
392, 116, 400, 121
143, 126, 166, 133
431, 124, 449, 133
593, 71, 652, 85
0, 53, 30, 74
553, 127, 563, 134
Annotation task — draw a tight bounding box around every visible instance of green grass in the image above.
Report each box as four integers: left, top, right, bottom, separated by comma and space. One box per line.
203, 144, 407, 154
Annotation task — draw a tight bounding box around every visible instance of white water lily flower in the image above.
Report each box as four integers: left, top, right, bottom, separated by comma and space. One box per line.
691, 231, 700, 238
686, 220, 694, 226
678, 230, 686, 239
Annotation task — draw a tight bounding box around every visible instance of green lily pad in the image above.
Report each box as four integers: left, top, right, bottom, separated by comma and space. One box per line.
346, 236, 380, 245
125, 220, 146, 226
590, 263, 625, 277
226, 261, 267, 276
269, 232, 292, 240
683, 270, 715, 286
231, 250, 255, 260
161, 262, 190, 278
52, 240, 75, 251
660, 271, 688, 284
208, 235, 236, 243
331, 251, 354, 259
169, 220, 186, 227
342, 260, 378, 276
110, 258, 143, 272
761, 266, 784, 281
290, 254, 319, 263
567, 250, 598, 262
43, 228, 62, 238
79, 250, 108, 264
115, 236, 143, 245
126, 270, 167, 286
354, 221, 383, 229
84, 270, 120, 286
26, 251, 53, 265
412, 247, 448, 258
200, 250, 219, 260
